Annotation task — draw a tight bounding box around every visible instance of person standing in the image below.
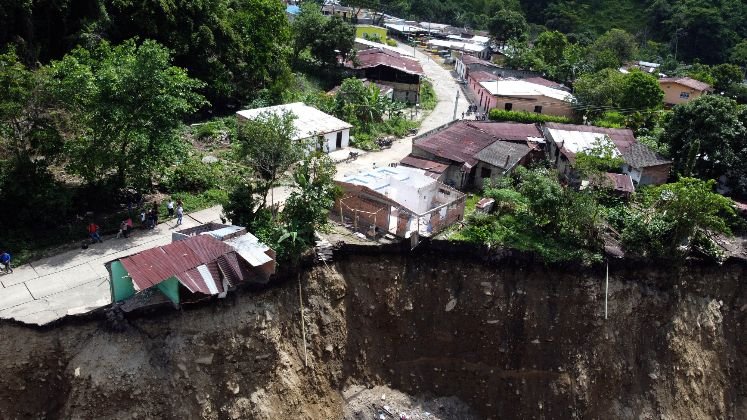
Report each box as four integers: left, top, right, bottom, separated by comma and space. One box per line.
152, 202, 159, 227
0, 251, 12, 274
167, 199, 175, 217
176, 202, 184, 226
87, 222, 103, 243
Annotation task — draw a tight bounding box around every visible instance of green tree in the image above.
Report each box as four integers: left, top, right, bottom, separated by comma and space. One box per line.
534, 31, 568, 70
711, 63, 744, 91
730, 40, 747, 70
591, 29, 637, 66
282, 153, 340, 243
235, 109, 304, 209
621, 178, 736, 260
0, 48, 74, 227
51, 39, 205, 188
574, 137, 625, 177
619, 71, 663, 111
310, 16, 356, 66
489, 10, 528, 46
573, 68, 625, 115
292, 4, 327, 59
660, 95, 747, 194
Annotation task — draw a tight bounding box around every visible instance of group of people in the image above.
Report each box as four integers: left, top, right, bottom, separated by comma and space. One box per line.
85, 197, 185, 245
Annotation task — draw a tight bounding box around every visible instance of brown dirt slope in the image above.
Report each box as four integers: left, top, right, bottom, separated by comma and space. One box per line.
0, 244, 744, 419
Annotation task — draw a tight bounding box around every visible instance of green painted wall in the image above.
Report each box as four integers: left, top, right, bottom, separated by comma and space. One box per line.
110, 261, 135, 302
156, 276, 180, 305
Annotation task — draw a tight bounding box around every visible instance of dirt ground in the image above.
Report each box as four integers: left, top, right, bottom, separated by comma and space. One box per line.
0, 244, 744, 419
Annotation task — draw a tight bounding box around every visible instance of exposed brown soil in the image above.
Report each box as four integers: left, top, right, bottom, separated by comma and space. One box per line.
0, 243, 744, 419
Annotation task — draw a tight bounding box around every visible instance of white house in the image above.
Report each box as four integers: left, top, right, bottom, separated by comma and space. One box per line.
236, 102, 353, 153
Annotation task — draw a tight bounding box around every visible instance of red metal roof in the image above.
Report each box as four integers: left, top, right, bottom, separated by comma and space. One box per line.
120, 235, 235, 293
414, 121, 542, 166
348, 48, 424, 76
400, 155, 449, 173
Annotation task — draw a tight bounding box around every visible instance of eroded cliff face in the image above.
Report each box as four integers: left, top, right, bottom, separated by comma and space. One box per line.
0, 244, 744, 419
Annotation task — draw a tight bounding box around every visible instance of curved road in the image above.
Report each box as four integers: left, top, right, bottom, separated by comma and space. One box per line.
333, 47, 470, 176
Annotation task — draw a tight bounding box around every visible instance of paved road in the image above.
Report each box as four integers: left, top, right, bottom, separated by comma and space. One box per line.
335, 46, 470, 177
0, 206, 224, 325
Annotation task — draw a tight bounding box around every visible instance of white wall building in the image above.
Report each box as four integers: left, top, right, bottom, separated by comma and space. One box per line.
236, 102, 353, 153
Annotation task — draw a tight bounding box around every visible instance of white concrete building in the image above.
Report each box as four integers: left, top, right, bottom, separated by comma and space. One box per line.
236, 102, 353, 153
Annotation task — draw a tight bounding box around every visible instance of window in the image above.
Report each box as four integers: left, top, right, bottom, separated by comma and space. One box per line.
534, 105, 543, 113
504, 103, 513, 111
480, 167, 492, 179
680, 92, 690, 99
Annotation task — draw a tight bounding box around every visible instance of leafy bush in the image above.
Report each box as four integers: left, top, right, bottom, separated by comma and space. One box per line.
460, 167, 604, 264
488, 109, 573, 124
620, 178, 736, 261
192, 117, 236, 143
419, 80, 437, 110
164, 156, 224, 192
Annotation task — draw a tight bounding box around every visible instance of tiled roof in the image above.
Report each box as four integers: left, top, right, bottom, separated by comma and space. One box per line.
659, 77, 712, 92
620, 142, 671, 168
349, 48, 424, 76
475, 140, 531, 171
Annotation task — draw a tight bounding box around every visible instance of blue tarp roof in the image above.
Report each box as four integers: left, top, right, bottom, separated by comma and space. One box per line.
286, 5, 300, 14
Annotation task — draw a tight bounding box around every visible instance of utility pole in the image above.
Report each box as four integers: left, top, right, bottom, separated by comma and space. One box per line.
452, 89, 460, 121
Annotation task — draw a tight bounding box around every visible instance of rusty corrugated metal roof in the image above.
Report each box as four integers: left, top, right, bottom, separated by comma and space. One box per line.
400, 155, 449, 173
120, 235, 234, 293
347, 48, 424, 76
413, 121, 541, 166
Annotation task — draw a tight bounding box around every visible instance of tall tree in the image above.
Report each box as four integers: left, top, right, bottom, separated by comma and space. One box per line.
619, 71, 663, 111
51, 39, 205, 188
591, 29, 637, 66
489, 10, 527, 46
0, 47, 74, 226
661, 95, 747, 195
235, 110, 304, 209
534, 31, 568, 70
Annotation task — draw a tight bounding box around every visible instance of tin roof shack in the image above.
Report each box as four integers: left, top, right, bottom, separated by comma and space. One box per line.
333, 166, 465, 240
544, 123, 672, 187
236, 102, 353, 153
408, 121, 544, 189
346, 48, 424, 104
107, 230, 275, 312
